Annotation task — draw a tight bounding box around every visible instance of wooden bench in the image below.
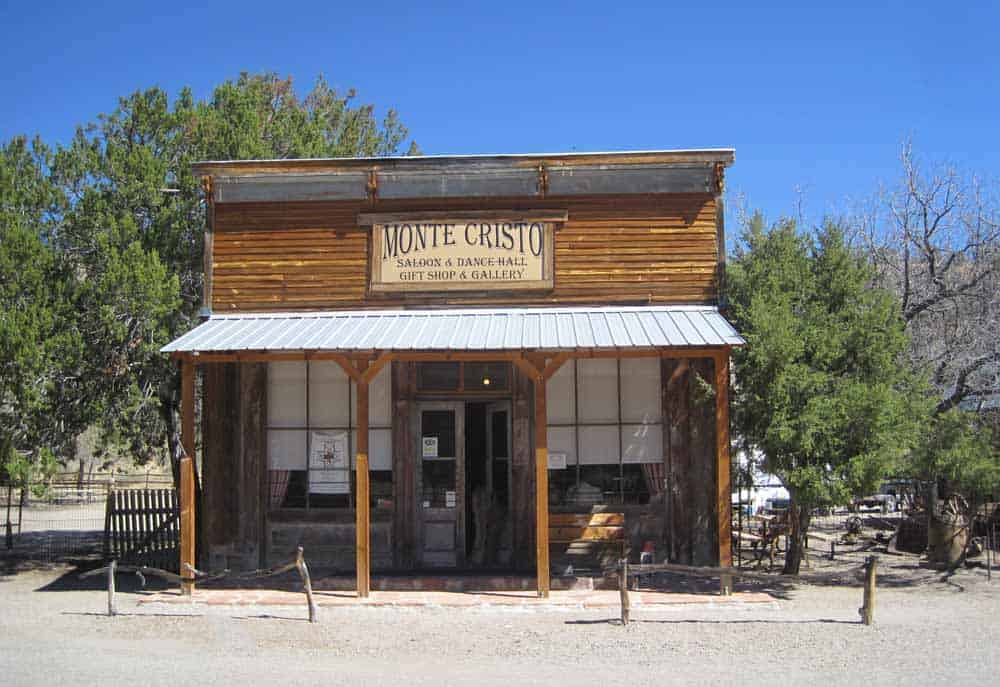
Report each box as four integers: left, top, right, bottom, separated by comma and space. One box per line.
549, 512, 626, 575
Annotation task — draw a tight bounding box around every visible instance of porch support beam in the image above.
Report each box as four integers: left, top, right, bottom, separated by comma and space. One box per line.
179, 356, 196, 595
714, 348, 733, 594
534, 377, 549, 598
355, 363, 371, 598
526, 353, 568, 598
327, 353, 375, 598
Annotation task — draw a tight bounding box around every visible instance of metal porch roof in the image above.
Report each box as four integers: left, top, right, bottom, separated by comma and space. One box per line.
161, 306, 744, 354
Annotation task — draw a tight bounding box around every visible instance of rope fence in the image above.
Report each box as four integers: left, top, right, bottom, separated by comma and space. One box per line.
611, 557, 878, 626
80, 546, 318, 623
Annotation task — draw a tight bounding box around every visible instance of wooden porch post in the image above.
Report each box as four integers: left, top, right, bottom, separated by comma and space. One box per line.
517, 354, 569, 599
180, 356, 196, 595
356, 379, 371, 598
534, 379, 549, 598
714, 349, 733, 594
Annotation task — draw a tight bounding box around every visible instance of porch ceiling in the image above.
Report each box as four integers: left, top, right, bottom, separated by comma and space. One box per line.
161, 305, 744, 354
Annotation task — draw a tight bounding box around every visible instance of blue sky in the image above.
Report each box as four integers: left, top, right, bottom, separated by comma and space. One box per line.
2, 1, 997, 235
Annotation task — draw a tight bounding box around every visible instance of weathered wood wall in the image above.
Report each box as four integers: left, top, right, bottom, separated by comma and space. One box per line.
663, 357, 719, 566
510, 363, 535, 569
211, 194, 719, 312
391, 361, 417, 568
201, 362, 266, 571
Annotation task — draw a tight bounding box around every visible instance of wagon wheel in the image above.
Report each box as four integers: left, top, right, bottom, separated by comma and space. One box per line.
845, 515, 863, 536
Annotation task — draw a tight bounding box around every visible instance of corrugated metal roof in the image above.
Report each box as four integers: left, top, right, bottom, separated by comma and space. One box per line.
161, 306, 744, 354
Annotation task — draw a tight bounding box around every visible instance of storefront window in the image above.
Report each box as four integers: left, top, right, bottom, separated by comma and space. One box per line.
546, 358, 663, 507
266, 361, 392, 511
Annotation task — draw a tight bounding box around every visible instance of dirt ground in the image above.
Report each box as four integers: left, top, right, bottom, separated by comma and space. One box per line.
2, 510, 999, 685
3, 536, 999, 687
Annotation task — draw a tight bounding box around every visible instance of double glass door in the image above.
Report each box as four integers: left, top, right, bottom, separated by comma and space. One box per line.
415, 401, 510, 568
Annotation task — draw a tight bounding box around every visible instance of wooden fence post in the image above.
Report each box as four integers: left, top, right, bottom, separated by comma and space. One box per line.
860, 555, 877, 625
619, 558, 630, 625
107, 559, 117, 617
295, 547, 318, 623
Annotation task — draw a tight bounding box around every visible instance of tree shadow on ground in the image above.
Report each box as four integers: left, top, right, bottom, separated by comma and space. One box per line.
12, 559, 174, 594
565, 617, 859, 626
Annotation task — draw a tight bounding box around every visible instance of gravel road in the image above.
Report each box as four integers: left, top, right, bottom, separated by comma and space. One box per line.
2, 553, 998, 687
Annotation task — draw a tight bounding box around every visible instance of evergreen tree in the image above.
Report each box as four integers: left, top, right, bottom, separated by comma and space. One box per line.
728, 214, 926, 573
45, 72, 418, 476
0, 137, 77, 476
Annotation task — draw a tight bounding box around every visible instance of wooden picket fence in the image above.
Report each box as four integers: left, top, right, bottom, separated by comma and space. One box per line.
103, 488, 180, 572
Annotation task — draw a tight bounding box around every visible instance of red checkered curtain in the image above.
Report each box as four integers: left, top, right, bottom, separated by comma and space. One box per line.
642, 462, 665, 497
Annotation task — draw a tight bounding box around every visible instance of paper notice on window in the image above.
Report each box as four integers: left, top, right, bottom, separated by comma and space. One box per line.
548, 452, 567, 470
310, 431, 349, 494
422, 436, 439, 458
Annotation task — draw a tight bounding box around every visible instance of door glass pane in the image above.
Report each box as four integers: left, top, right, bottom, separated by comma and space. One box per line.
421, 409, 456, 508
490, 410, 509, 459
421, 410, 456, 458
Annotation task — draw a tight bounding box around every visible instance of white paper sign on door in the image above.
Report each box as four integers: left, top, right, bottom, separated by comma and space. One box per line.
422, 436, 439, 458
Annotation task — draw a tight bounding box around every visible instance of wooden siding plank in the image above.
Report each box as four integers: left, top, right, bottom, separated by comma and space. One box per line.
209, 193, 720, 311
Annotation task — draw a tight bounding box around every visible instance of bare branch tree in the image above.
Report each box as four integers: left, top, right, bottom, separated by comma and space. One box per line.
860, 140, 1000, 414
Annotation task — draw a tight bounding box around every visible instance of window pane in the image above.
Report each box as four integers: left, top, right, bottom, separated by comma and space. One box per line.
546, 361, 575, 424
351, 366, 392, 426
418, 362, 460, 391
463, 362, 509, 392
620, 358, 661, 424
349, 428, 392, 471
309, 430, 351, 495
547, 426, 577, 466
548, 467, 576, 507
267, 429, 307, 469
575, 465, 619, 506
621, 463, 651, 504
268, 361, 306, 427
369, 428, 393, 470
310, 361, 349, 427
577, 359, 618, 423
371, 471, 393, 509
421, 410, 456, 458
422, 461, 456, 507
621, 424, 663, 464
269, 469, 306, 509
369, 366, 392, 426
578, 425, 620, 465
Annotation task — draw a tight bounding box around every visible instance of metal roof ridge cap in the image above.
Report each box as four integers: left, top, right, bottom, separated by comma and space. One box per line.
193, 148, 736, 170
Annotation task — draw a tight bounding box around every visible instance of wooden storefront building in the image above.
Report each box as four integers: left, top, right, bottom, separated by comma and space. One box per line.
162, 149, 742, 597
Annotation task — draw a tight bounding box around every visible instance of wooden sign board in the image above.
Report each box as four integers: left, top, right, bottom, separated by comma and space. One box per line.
366, 214, 559, 293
